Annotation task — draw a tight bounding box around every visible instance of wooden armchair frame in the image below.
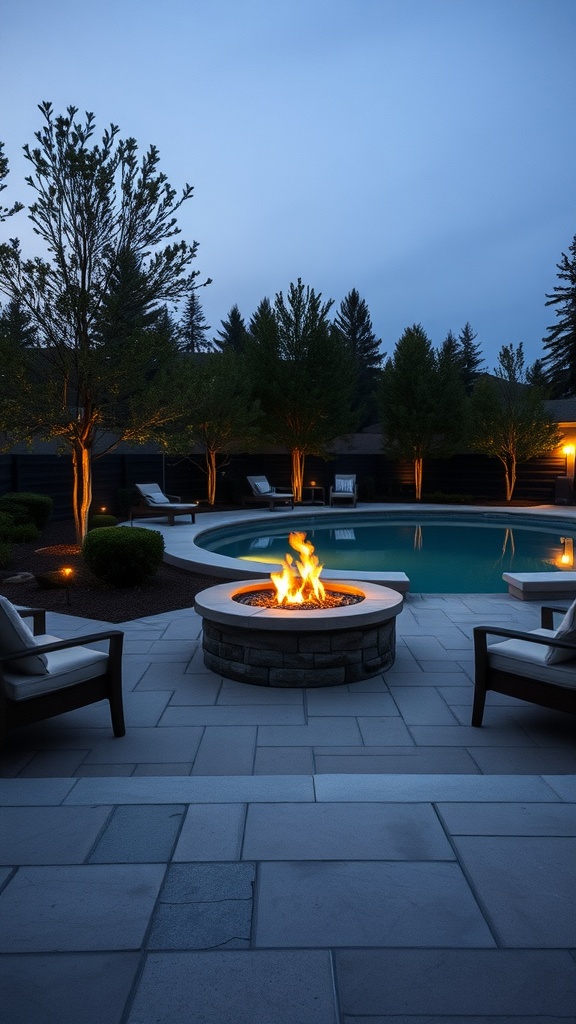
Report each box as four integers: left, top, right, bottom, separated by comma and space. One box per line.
472, 605, 576, 726
0, 627, 125, 749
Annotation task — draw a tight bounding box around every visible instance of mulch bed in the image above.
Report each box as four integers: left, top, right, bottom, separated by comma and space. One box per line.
0, 519, 224, 623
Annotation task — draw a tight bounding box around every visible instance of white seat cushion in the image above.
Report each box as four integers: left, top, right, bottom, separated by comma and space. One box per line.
0, 596, 47, 674
3, 636, 109, 701
146, 492, 170, 505
488, 628, 576, 688
545, 597, 576, 664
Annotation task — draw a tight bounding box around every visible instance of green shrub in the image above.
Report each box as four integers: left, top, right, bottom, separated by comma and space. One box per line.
9, 522, 40, 543
0, 511, 16, 541
423, 491, 474, 505
88, 514, 117, 530
0, 541, 11, 568
82, 526, 165, 587
0, 492, 52, 528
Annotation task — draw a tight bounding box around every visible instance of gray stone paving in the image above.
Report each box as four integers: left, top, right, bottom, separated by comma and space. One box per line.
1, 590, 575, 1021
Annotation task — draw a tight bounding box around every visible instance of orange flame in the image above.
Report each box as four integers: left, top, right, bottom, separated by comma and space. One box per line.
270, 532, 326, 606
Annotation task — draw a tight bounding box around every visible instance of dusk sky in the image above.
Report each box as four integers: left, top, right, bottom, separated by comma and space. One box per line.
2, 0, 575, 371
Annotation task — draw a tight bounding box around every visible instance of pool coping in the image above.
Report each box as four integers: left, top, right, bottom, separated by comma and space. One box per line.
125, 502, 576, 587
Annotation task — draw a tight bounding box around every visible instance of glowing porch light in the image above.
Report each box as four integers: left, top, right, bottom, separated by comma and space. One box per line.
563, 444, 576, 479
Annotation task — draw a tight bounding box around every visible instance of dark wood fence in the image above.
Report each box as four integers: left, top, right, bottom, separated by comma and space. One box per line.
0, 448, 567, 520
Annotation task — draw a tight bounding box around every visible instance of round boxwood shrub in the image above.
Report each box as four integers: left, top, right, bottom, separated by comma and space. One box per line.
88, 514, 117, 530
82, 526, 164, 587
0, 541, 11, 568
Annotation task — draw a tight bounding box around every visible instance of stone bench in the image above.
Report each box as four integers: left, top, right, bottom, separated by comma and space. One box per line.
503, 571, 576, 602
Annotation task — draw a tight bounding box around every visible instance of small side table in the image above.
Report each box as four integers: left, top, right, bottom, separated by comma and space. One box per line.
301, 485, 325, 505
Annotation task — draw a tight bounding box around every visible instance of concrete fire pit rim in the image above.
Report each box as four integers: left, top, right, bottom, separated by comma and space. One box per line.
194, 579, 403, 632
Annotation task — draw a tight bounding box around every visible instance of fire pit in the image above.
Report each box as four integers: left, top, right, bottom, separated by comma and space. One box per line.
194, 532, 403, 687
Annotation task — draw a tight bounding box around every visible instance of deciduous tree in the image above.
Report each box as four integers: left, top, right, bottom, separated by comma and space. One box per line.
468, 343, 562, 501
168, 350, 261, 505
0, 103, 208, 541
379, 324, 466, 499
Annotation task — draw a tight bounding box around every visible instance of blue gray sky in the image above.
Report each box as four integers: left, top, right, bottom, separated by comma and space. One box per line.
1, 0, 575, 369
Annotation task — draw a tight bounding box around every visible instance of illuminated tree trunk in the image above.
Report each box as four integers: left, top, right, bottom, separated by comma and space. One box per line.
206, 448, 217, 505
291, 449, 305, 503
71, 441, 93, 545
501, 455, 516, 502
414, 456, 423, 500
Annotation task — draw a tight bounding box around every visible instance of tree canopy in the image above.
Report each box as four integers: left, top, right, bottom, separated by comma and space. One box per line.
246, 279, 355, 500
468, 343, 562, 501
333, 288, 382, 427
379, 323, 466, 499
0, 102, 208, 541
542, 232, 576, 397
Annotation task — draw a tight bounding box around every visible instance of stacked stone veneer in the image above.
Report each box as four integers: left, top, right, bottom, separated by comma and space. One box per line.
202, 616, 397, 687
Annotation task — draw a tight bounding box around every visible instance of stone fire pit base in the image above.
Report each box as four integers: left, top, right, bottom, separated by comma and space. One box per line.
194, 580, 404, 687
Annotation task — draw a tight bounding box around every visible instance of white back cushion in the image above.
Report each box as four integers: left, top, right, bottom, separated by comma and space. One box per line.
545, 598, 576, 664
0, 597, 48, 675
335, 477, 354, 492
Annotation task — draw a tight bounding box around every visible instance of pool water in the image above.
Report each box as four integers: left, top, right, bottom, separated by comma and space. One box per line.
195, 512, 576, 593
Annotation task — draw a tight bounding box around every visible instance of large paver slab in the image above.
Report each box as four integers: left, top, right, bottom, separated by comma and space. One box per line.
0, 952, 140, 1024
315, 749, 480, 774
89, 804, 185, 862
335, 948, 576, 1017
314, 773, 561, 802
191, 725, 256, 775
255, 861, 495, 947
243, 802, 454, 860
0, 805, 112, 864
438, 801, 576, 835
0, 864, 165, 951
453, 835, 576, 946
65, 774, 314, 804
127, 950, 338, 1024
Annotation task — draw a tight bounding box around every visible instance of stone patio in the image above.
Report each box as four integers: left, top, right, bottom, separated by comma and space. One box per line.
1, 556, 576, 1019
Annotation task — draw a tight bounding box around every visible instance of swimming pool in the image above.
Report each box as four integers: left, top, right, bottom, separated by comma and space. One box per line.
194, 510, 576, 593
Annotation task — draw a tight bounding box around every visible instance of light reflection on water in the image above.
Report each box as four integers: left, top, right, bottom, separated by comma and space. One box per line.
196, 514, 576, 593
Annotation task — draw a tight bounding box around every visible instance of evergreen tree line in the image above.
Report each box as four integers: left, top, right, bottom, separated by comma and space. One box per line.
0, 105, 573, 534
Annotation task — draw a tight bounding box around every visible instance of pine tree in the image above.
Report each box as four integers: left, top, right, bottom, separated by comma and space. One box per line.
179, 290, 212, 353
0, 298, 37, 347
214, 304, 248, 353
526, 358, 549, 390
333, 288, 382, 427
542, 232, 576, 397
458, 322, 483, 394
246, 280, 355, 500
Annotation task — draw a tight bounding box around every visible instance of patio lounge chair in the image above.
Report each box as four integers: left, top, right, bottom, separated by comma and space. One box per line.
0, 596, 125, 749
130, 483, 198, 525
472, 601, 576, 726
329, 474, 357, 507
246, 476, 294, 511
